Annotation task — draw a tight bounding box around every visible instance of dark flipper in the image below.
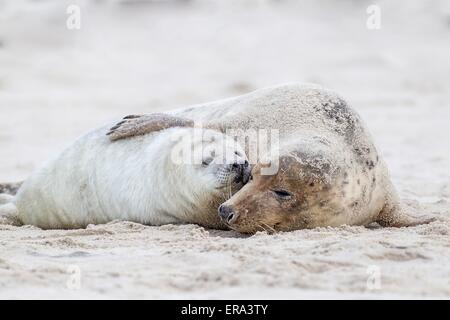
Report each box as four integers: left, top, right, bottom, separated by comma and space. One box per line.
0, 182, 23, 196
107, 113, 195, 141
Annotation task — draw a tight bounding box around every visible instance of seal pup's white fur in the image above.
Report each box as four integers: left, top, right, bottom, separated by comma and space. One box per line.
0, 120, 249, 229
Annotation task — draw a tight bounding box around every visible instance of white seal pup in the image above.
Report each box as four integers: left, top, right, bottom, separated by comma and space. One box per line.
107, 83, 434, 233
0, 114, 250, 229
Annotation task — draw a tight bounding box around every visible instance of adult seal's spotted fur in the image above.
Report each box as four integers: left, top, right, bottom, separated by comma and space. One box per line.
107, 83, 434, 233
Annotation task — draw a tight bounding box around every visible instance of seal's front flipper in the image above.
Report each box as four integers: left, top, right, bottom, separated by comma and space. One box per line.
107, 113, 195, 141
376, 202, 435, 227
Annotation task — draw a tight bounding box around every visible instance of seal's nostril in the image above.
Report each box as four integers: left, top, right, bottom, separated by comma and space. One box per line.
232, 163, 239, 168
244, 160, 249, 167
218, 205, 235, 223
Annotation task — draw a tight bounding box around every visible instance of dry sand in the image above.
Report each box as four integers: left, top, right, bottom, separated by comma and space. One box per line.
1, 0, 450, 299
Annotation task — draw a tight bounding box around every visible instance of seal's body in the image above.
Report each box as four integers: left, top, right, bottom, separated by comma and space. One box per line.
108, 83, 433, 233
1, 120, 249, 229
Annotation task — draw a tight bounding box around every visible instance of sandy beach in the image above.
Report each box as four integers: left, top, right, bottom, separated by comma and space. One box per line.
1, 0, 449, 299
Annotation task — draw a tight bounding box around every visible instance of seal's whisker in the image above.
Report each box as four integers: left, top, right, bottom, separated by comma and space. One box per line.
262, 222, 277, 234
257, 224, 267, 233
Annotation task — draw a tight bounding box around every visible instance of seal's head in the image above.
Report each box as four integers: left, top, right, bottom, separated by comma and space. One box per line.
108, 113, 250, 229
218, 141, 343, 233
168, 127, 251, 197
160, 127, 250, 228
153, 126, 251, 228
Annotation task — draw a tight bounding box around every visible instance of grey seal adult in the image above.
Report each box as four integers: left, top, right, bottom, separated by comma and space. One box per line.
107, 83, 434, 233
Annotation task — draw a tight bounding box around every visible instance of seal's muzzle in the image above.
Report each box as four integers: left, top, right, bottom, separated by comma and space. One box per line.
218, 204, 236, 224
232, 160, 251, 184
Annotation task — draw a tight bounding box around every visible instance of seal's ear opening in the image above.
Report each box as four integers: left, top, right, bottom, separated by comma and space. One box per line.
107, 113, 195, 141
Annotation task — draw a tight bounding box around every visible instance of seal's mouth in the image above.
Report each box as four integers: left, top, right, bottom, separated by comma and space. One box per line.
216, 161, 251, 187
232, 163, 251, 184
221, 212, 282, 234
219, 212, 280, 234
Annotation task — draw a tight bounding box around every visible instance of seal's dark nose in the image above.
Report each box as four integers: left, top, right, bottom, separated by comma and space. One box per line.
232, 160, 251, 184
218, 205, 236, 223
242, 161, 251, 184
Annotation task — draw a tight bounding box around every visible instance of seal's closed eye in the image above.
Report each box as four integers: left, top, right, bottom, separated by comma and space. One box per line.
272, 189, 293, 199
202, 157, 214, 166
